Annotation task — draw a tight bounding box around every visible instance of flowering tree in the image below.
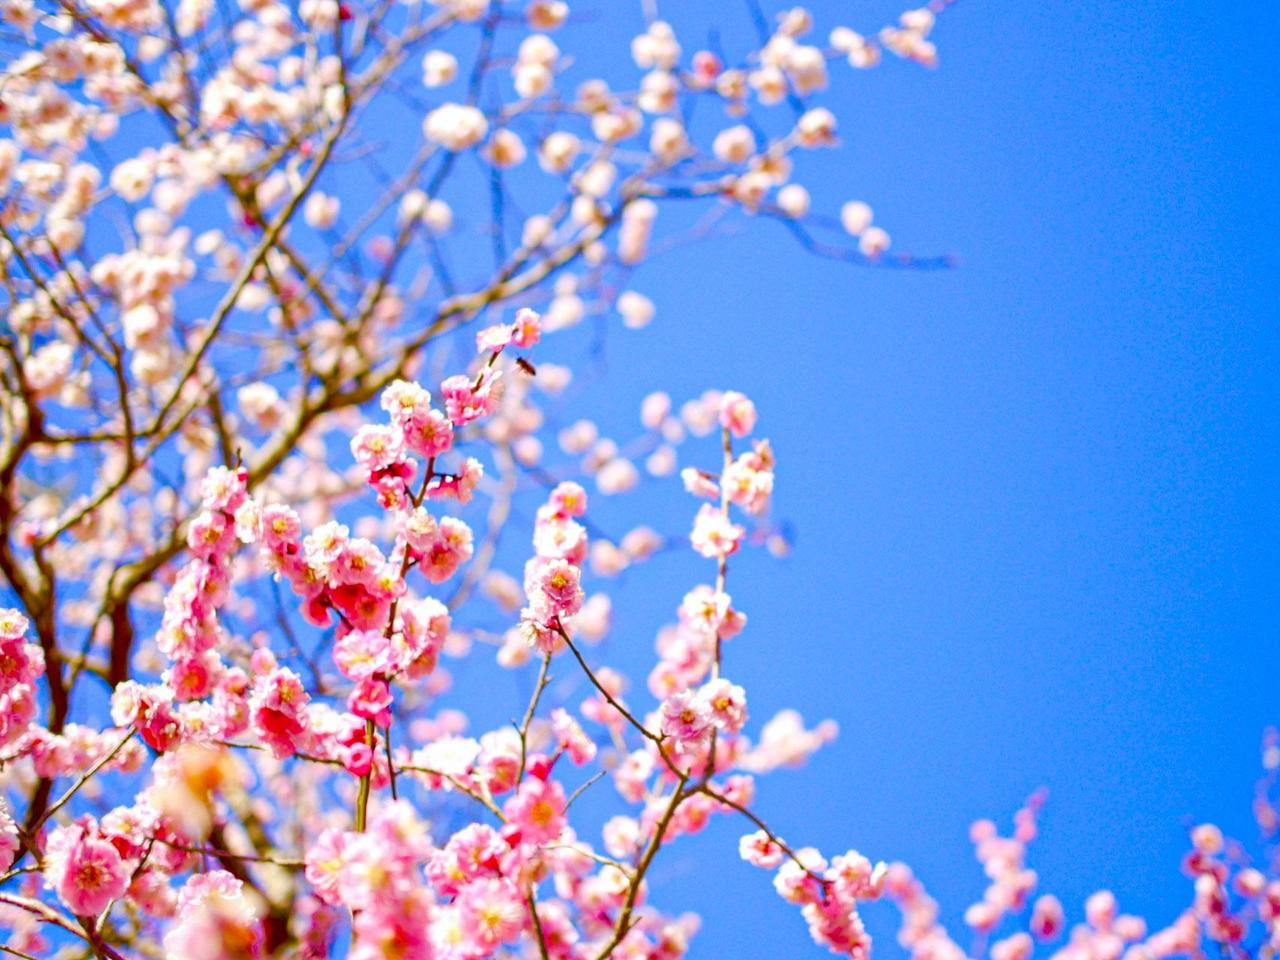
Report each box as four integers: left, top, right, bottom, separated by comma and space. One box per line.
0, 1, 1275, 958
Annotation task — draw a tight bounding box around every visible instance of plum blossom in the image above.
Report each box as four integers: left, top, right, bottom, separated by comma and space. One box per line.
690, 503, 745, 559
44, 821, 129, 917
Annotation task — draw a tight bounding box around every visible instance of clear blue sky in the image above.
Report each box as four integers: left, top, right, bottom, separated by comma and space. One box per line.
519, 0, 1280, 953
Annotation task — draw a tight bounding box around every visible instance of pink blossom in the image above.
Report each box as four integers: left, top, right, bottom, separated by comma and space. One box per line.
701, 678, 748, 734
533, 516, 588, 565
425, 456, 484, 504
475, 308, 540, 354
186, 509, 235, 558
441, 373, 501, 426
401, 407, 454, 458
722, 454, 774, 515
526, 557, 584, 620
476, 322, 514, 353
330, 538, 387, 587
773, 848, 828, 905
456, 877, 526, 951
511, 307, 543, 348
679, 586, 746, 639
718, 390, 758, 437
305, 829, 348, 906
249, 667, 310, 758
828, 851, 887, 900
304, 521, 350, 566
550, 707, 597, 764
350, 424, 406, 475
428, 823, 506, 896
164, 871, 264, 960
0, 802, 17, 869
689, 503, 744, 559
348, 677, 394, 726
420, 516, 474, 583
681, 466, 721, 500
380, 379, 432, 425
135, 687, 182, 752
0, 615, 44, 694
548, 480, 588, 518
259, 505, 302, 550
740, 829, 786, 868
505, 776, 568, 845
46, 822, 128, 917
334, 629, 394, 681
201, 466, 249, 512
169, 652, 220, 701
660, 689, 713, 745
1031, 894, 1065, 939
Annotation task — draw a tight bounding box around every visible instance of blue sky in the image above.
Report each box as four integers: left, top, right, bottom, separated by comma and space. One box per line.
534, 0, 1280, 953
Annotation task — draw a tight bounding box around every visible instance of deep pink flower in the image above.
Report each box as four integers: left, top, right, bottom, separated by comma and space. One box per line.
249, 668, 310, 758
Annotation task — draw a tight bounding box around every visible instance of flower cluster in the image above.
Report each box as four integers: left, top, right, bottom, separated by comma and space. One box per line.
0, 609, 43, 750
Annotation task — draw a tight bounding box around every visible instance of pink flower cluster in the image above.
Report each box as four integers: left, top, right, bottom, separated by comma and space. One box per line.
2, 286, 1274, 960
0, 609, 44, 749
109, 467, 254, 752
521, 482, 590, 650
739, 834, 887, 957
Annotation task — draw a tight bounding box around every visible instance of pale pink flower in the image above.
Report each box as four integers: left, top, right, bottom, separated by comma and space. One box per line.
992, 932, 1034, 960
510, 307, 542, 348
689, 504, 744, 559
305, 828, 348, 906
548, 481, 588, 518
423, 102, 489, 151
679, 586, 746, 639
719, 390, 758, 437
456, 877, 525, 950
350, 424, 405, 475
549, 707, 597, 764
722, 454, 775, 515
164, 870, 263, 960
259, 505, 302, 549
603, 816, 641, 858
533, 516, 588, 565
0, 801, 18, 869
828, 851, 887, 900
701, 677, 747, 734
740, 829, 786, 869
380, 379, 433, 425
681, 467, 720, 500
333, 629, 394, 681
